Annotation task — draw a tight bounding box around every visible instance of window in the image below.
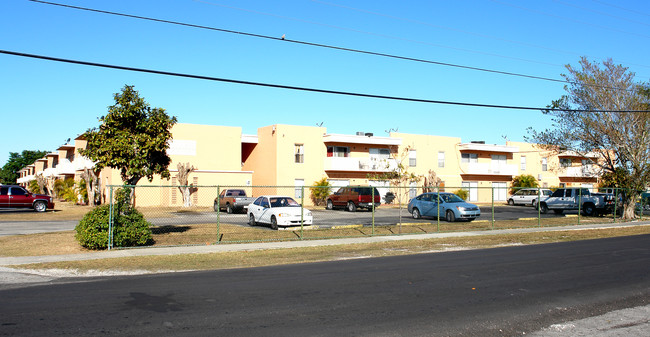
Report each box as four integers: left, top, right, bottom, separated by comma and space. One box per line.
560, 158, 572, 168
542, 157, 548, 171
461, 153, 478, 163
409, 150, 417, 167
520, 156, 526, 171
438, 151, 445, 168
294, 144, 304, 163
409, 182, 417, 199
294, 179, 304, 199
327, 146, 349, 157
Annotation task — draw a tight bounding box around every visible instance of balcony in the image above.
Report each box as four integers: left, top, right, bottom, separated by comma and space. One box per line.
324, 157, 399, 172
558, 166, 599, 178
55, 159, 75, 175
17, 175, 34, 184
462, 162, 517, 176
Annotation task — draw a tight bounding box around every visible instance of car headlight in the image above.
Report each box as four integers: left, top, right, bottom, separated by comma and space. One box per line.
305, 211, 312, 217
456, 206, 468, 211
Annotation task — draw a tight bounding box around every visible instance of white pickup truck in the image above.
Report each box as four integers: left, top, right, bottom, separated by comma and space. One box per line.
537, 188, 615, 216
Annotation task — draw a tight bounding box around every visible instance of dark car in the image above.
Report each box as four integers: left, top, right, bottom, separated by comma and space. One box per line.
0, 185, 55, 212
326, 186, 381, 212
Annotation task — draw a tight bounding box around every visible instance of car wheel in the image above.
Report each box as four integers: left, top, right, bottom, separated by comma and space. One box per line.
445, 210, 456, 222
248, 214, 256, 226
326, 199, 333, 210
539, 203, 548, 214
226, 203, 233, 214
553, 209, 564, 215
508, 199, 514, 206
347, 201, 357, 212
33, 200, 47, 212
412, 208, 421, 219
213, 201, 219, 212
582, 203, 595, 216
531, 199, 537, 208
270, 216, 279, 230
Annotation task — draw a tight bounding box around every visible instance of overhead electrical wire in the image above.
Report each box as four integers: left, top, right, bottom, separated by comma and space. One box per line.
1, 49, 646, 113
27, 0, 632, 92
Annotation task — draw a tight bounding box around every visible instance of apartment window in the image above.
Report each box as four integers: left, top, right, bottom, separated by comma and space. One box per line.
294, 144, 304, 163
409, 150, 417, 167
520, 156, 526, 171
294, 179, 304, 199
437, 151, 445, 168
327, 146, 349, 157
542, 157, 548, 171
461, 153, 478, 164
560, 158, 572, 168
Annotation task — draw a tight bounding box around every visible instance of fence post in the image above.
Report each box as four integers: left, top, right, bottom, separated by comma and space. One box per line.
578, 188, 582, 225
108, 185, 114, 250
300, 185, 304, 240
614, 188, 618, 223
537, 187, 541, 228
491, 186, 494, 230
436, 185, 440, 232
216, 186, 220, 244
371, 187, 375, 236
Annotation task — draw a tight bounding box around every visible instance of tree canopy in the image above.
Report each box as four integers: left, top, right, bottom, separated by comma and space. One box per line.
527, 57, 650, 218
0, 150, 49, 184
510, 174, 539, 195
80, 85, 177, 186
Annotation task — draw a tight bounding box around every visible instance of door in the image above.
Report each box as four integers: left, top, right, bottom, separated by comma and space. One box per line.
462, 182, 478, 202
420, 193, 441, 217
9, 186, 31, 207
492, 182, 507, 202
491, 155, 507, 174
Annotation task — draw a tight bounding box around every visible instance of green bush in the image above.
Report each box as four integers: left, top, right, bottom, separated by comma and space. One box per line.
453, 189, 469, 201
309, 177, 332, 206
75, 187, 153, 250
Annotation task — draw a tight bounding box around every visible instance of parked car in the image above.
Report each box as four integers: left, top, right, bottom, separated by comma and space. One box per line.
0, 185, 54, 212
538, 188, 615, 216
407, 192, 481, 222
326, 186, 381, 212
213, 189, 255, 214
507, 188, 552, 207
247, 195, 313, 230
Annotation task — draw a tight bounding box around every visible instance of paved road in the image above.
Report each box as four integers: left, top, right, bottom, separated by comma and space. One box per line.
1, 234, 648, 336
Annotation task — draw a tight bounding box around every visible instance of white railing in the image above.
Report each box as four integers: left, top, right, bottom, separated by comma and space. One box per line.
324, 157, 399, 172
463, 162, 518, 176
559, 166, 599, 177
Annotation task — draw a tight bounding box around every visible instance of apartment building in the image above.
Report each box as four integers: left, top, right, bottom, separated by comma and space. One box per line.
16, 123, 605, 207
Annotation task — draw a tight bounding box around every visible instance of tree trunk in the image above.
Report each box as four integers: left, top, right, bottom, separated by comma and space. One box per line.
82, 168, 99, 206
176, 162, 196, 207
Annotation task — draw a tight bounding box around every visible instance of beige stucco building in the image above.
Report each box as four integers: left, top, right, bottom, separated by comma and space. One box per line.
17, 123, 606, 207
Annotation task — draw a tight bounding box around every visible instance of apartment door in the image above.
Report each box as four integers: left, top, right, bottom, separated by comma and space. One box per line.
462, 182, 478, 202
492, 182, 507, 202
491, 154, 507, 173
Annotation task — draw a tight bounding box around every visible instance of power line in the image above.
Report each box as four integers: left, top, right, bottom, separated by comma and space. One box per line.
1, 49, 646, 113
25, 0, 598, 89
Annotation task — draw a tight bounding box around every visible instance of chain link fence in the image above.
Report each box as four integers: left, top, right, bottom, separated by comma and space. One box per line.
104, 184, 649, 249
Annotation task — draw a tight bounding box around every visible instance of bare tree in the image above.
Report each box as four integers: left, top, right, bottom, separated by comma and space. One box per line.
528, 57, 650, 219
177, 162, 196, 207
422, 169, 443, 193
81, 168, 99, 206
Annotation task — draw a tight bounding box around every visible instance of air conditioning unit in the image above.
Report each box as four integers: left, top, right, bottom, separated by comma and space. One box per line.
356, 132, 365, 136
538, 174, 542, 181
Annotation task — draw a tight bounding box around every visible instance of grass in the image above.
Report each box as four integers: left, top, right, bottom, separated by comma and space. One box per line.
10, 225, 650, 273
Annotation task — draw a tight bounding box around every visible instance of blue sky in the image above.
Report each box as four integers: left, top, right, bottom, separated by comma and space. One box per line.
2, 0, 649, 167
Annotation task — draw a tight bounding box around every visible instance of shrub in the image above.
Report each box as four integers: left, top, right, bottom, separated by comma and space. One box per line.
309, 177, 332, 206
454, 189, 469, 201
75, 187, 153, 250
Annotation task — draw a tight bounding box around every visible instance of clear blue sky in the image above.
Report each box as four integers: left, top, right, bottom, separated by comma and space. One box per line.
2, 0, 649, 167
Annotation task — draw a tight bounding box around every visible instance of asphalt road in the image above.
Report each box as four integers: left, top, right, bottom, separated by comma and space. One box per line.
1, 235, 649, 336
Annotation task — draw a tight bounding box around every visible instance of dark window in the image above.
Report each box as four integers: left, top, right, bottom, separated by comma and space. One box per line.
0, 187, 8, 195
551, 189, 565, 198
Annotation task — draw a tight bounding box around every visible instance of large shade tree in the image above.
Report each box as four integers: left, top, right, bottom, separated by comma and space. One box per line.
80, 85, 177, 187
0, 150, 49, 184
528, 57, 650, 219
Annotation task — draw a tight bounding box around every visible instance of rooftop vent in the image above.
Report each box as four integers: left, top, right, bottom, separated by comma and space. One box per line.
365, 132, 374, 137
470, 141, 486, 144
356, 132, 365, 136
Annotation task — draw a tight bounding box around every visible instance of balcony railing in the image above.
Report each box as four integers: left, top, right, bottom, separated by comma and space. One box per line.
324, 157, 399, 172
462, 162, 518, 176
558, 166, 599, 178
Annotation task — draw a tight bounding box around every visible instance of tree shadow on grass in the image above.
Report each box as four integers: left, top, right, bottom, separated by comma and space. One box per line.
151, 225, 192, 234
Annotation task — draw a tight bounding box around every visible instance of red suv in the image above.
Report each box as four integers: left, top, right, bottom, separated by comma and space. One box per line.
326, 186, 381, 212
0, 185, 55, 212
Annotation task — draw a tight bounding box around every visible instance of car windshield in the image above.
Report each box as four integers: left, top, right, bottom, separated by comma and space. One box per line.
440, 194, 464, 203
269, 197, 299, 207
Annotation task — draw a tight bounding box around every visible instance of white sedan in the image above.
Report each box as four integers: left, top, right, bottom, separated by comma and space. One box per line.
247, 195, 313, 229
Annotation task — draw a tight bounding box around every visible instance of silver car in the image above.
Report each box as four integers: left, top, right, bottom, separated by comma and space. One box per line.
507, 188, 552, 207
